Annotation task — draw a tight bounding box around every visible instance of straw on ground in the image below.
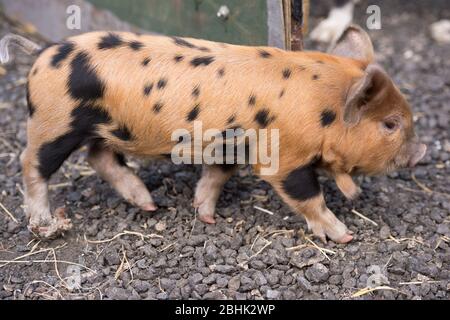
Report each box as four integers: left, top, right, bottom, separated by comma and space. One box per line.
84, 230, 163, 244
0, 200, 18, 223
351, 208, 378, 227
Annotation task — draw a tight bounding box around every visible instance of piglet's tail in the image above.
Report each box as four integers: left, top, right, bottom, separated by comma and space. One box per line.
0, 33, 42, 64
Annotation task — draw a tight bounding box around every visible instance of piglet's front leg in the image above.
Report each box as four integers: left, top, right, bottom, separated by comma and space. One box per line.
263, 163, 353, 244
296, 194, 354, 244
334, 173, 361, 200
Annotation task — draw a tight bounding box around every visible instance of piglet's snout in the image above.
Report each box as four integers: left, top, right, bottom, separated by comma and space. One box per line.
408, 143, 427, 168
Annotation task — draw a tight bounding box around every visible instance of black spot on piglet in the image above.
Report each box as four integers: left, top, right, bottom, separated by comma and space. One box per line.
129, 41, 144, 51
153, 102, 164, 114
174, 54, 184, 63
254, 109, 276, 128
51, 42, 75, 68
157, 78, 167, 90
98, 33, 124, 50
115, 153, 128, 167
173, 37, 196, 49
112, 126, 133, 141
282, 68, 292, 79
192, 85, 200, 98
187, 104, 201, 122
227, 114, 236, 124
191, 56, 215, 67
142, 57, 151, 66
26, 83, 36, 117
248, 95, 256, 107
282, 160, 321, 201
258, 50, 272, 58
37, 104, 111, 180
144, 83, 153, 96
172, 37, 210, 52
68, 51, 105, 102
217, 68, 225, 78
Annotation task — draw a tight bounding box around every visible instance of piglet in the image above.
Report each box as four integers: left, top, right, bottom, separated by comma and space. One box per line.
0, 26, 426, 243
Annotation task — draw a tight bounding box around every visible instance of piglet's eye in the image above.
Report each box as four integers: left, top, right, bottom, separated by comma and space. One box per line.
382, 119, 398, 132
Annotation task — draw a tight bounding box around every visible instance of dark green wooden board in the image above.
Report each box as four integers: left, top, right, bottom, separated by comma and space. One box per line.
87, 0, 268, 45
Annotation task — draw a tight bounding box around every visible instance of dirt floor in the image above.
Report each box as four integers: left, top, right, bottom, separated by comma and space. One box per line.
0, 0, 449, 300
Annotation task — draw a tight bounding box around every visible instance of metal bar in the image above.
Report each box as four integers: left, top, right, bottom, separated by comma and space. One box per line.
267, 0, 286, 49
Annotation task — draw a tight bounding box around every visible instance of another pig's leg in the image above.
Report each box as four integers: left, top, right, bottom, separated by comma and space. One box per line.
193, 164, 238, 224
310, 0, 354, 43
334, 173, 361, 200
87, 141, 157, 211
261, 163, 353, 244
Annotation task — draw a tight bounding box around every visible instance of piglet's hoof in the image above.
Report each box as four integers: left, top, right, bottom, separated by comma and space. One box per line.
139, 202, 158, 212
193, 200, 217, 224
193, 204, 217, 224
28, 207, 73, 239
312, 228, 354, 244
306, 210, 354, 244
198, 214, 216, 224
335, 232, 354, 244
342, 187, 362, 201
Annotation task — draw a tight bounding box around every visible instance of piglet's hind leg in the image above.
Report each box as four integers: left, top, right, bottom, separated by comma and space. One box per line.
194, 164, 237, 224
21, 147, 72, 238
87, 142, 157, 212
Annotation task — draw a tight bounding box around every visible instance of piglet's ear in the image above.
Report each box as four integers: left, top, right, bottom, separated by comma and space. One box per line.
343, 64, 390, 125
329, 25, 374, 68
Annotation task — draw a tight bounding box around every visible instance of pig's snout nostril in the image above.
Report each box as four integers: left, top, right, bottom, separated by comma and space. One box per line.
408, 143, 427, 168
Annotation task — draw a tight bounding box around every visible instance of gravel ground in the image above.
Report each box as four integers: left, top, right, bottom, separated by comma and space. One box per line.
0, 1, 449, 300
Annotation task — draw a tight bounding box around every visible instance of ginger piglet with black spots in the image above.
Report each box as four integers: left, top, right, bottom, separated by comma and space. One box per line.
0, 26, 426, 243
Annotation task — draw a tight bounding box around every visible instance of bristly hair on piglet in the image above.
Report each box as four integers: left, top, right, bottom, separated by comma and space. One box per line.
0, 33, 42, 64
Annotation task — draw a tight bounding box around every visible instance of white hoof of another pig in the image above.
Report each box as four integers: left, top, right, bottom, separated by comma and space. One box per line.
28, 207, 73, 239
310, 4, 353, 44
430, 20, 450, 44
306, 209, 353, 244
311, 22, 339, 43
